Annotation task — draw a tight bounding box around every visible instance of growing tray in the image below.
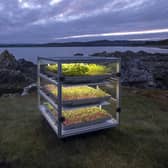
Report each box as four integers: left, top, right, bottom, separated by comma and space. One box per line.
42, 87, 111, 107
44, 70, 111, 84
62, 116, 112, 130
43, 104, 112, 130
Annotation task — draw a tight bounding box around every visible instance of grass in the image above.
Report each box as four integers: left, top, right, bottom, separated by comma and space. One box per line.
0, 88, 168, 168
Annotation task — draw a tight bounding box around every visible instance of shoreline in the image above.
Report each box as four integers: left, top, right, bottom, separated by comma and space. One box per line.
0, 45, 168, 49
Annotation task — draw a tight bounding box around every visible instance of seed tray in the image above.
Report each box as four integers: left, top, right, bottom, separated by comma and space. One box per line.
42, 87, 111, 107
62, 116, 112, 130
43, 104, 112, 130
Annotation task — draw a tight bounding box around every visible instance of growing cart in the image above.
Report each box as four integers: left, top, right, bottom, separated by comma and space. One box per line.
37, 56, 121, 138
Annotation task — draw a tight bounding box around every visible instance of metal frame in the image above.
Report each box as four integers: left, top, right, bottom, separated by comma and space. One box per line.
57, 62, 62, 137
37, 56, 121, 138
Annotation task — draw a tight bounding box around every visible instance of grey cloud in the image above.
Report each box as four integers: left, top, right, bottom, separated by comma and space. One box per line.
0, 0, 168, 42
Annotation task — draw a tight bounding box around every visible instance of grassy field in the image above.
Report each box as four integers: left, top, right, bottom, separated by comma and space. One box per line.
0, 88, 168, 168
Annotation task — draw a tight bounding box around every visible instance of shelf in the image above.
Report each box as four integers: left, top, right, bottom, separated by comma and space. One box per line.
63, 100, 110, 110
39, 73, 58, 85
62, 119, 118, 138
43, 104, 115, 131
58, 96, 111, 107
40, 72, 118, 87
40, 89, 110, 110
42, 85, 112, 107
39, 105, 118, 138
58, 74, 113, 84
38, 56, 120, 64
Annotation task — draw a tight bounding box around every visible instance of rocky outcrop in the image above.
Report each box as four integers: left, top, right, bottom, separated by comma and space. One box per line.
0, 50, 36, 95
91, 51, 168, 89
0, 49, 167, 95
0, 50, 18, 69
17, 58, 37, 81
74, 53, 84, 56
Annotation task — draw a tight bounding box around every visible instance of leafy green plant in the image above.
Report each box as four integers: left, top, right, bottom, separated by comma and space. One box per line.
46, 63, 108, 76
86, 64, 107, 75
62, 63, 88, 76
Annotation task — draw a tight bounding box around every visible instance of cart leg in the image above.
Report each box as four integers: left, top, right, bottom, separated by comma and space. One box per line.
37, 58, 41, 108
57, 62, 62, 137
116, 61, 121, 124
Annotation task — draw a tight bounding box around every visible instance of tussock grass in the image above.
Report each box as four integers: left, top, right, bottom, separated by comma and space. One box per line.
0, 89, 168, 168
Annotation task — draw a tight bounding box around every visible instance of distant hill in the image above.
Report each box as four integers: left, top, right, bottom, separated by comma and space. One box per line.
45, 40, 146, 47
0, 39, 168, 47
145, 39, 168, 46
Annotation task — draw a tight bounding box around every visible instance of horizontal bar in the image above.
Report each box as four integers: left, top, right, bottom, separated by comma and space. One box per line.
61, 118, 118, 138
41, 88, 111, 110
110, 97, 117, 102
39, 73, 58, 85
39, 89, 58, 110
110, 77, 119, 81
40, 73, 118, 87
63, 101, 110, 111
63, 81, 113, 87
38, 56, 120, 64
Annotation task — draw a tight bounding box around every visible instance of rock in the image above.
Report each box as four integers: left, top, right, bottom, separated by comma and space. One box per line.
18, 58, 35, 68
18, 58, 37, 80
0, 69, 28, 95
0, 50, 18, 69
120, 54, 154, 88
0, 50, 37, 95
91, 51, 168, 89
74, 53, 84, 56
21, 83, 37, 96
0, 49, 168, 93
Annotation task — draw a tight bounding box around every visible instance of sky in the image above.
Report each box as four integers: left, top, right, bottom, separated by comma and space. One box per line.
0, 0, 168, 43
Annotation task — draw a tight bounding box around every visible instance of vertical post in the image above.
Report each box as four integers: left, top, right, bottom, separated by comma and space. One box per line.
97, 85, 102, 109
37, 57, 41, 108
57, 62, 62, 137
116, 60, 121, 124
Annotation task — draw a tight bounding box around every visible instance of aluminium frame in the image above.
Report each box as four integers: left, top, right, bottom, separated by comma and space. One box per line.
37, 56, 121, 138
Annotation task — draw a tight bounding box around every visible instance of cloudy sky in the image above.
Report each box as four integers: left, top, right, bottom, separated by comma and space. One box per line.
0, 0, 168, 43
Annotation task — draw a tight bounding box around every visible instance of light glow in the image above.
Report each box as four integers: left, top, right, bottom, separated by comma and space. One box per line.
18, 0, 41, 9
54, 28, 168, 40
49, 0, 62, 6
0, 4, 4, 11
